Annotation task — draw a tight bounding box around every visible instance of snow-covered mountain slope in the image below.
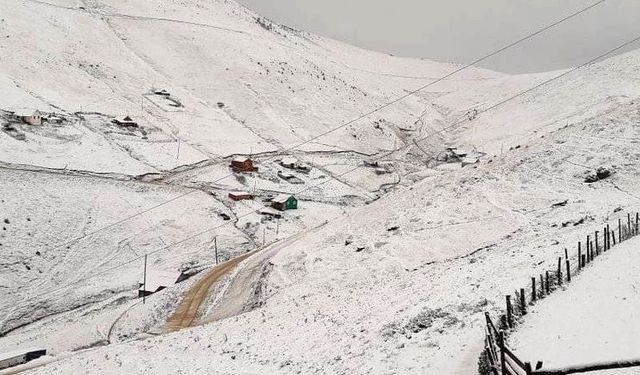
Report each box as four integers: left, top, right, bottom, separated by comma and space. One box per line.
17, 81, 640, 375
0, 0, 501, 175
0, 0, 500, 337
11, 47, 640, 373
2, 0, 640, 374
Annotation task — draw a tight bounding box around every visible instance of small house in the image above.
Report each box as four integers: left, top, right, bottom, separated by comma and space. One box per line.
277, 171, 304, 184
112, 115, 138, 127
278, 171, 295, 180
0, 348, 46, 370
44, 114, 64, 124
154, 89, 171, 97
296, 163, 311, 174
138, 270, 182, 298
230, 156, 257, 172
14, 109, 43, 125
374, 167, 389, 175
258, 207, 282, 219
271, 194, 298, 211
280, 157, 297, 169
229, 191, 253, 201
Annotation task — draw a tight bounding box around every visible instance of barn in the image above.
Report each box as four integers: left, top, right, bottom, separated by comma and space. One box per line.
229, 191, 253, 201
271, 194, 298, 211
230, 156, 257, 172
0, 348, 46, 370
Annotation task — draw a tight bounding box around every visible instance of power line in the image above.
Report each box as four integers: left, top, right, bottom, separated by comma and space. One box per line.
14, 0, 609, 263
4, 29, 638, 320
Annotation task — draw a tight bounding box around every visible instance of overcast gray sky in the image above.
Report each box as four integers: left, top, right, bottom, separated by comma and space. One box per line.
236, 0, 640, 73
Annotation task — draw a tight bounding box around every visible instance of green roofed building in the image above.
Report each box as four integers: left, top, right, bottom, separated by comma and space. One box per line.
271, 194, 298, 211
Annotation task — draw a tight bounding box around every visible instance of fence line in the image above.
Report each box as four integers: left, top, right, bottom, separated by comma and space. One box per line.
483, 211, 640, 375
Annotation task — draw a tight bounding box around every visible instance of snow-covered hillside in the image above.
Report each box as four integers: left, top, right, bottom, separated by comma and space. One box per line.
0, 0, 501, 173
1, 0, 640, 374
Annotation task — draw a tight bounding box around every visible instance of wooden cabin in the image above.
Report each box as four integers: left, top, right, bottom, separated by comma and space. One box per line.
229, 191, 253, 201
230, 156, 257, 172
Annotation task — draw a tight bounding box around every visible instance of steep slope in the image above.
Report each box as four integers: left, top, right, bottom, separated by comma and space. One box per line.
0, 0, 501, 174
0, 0, 503, 339
16, 44, 640, 374
3, 0, 640, 373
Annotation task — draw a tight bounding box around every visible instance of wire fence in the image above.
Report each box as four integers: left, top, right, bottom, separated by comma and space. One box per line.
483, 211, 640, 375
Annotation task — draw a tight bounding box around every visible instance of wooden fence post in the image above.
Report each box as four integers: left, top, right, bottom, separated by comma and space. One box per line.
590, 241, 594, 261
506, 295, 513, 328
540, 274, 544, 298
532, 277, 536, 301
581, 254, 586, 268
578, 242, 582, 270
595, 231, 599, 255
520, 288, 527, 315
605, 225, 610, 250
636, 212, 639, 236
564, 248, 568, 259
566, 259, 571, 282
545, 271, 550, 293
619, 218, 623, 242
557, 257, 562, 286
525, 362, 533, 375
628, 213, 632, 236
499, 331, 506, 374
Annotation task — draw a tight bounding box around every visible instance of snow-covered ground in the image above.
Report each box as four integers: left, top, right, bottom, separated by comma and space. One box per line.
510, 236, 640, 374
1, 0, 640, 374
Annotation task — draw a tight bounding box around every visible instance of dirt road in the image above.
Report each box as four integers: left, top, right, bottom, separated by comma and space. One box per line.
165, 221, 328, 331
164, 249, 260, 332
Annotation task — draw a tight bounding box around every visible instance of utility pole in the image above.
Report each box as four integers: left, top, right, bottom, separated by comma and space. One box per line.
142, 254, 148, 304
214, 236, 218, 265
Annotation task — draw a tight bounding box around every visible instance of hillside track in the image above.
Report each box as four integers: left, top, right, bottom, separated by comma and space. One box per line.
164, 249, 260, 332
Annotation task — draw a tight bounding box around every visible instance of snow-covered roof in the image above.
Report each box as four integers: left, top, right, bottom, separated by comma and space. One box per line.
0, 348, 46, 362
281, 157, 297, 165
279, 172, 295, 178
232, 156, 250, 163
272, 194, 293, 204
229, 191, 251, 196
113, 115, 135, 123
259, 207, 282, 216
5, 107, 41, 117
139, 270, 181, 293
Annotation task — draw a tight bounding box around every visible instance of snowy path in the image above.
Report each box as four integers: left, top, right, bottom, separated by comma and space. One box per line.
164, 249, 260, 331
165, 222, 327, 331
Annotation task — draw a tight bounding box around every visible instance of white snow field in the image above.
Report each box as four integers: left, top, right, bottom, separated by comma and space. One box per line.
1, 0, 640, 374
510, 236, 640, 374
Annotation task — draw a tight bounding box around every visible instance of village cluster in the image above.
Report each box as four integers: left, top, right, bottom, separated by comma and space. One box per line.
227, 155, 300, 215
0, 108, 66, 140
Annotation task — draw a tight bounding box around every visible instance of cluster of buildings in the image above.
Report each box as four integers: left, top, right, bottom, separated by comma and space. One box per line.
2, 108, 65, 126
227, 156, 299, 212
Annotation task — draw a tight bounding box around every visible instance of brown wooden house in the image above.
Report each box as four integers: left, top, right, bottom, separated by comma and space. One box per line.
230, 156, 257, 172
228, 191, 253, 201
